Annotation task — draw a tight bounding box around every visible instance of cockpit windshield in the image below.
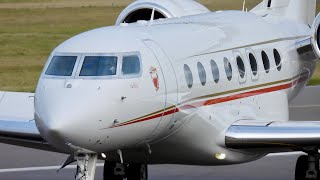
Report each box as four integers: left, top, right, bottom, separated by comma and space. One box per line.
122, 55, 141, 75
79, 56, 117, 76
45, 56, 77, 76
44, 53, 141, 78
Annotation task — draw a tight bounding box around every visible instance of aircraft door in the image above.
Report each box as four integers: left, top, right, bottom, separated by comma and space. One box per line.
143, 39, 178, 141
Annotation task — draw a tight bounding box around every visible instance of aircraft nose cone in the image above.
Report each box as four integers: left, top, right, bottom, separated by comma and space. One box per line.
45, 115, 66, 137
36, 109, 75, 151
34, 91, 81, 152
34, 84, 114, 152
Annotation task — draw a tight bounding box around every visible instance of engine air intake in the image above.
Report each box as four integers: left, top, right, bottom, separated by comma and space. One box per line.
123, 8, 166, 24
311, 13, 320, 59
115, 0, 210, 25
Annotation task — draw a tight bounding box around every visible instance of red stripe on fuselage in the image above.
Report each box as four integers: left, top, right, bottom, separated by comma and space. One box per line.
178, 82, 291, 110
112, 75, 307, 128
112, 108, 178, 128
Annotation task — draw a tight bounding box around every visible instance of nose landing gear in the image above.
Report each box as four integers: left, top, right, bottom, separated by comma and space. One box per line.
74, 153, 98, 180
103, 161, 148, 180
295, 152, 320, 180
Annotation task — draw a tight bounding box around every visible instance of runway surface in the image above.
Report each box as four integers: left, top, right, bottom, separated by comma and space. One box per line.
0, 143, 301, 180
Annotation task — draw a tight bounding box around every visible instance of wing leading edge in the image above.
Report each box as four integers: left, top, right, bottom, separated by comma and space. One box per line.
0, 92, 57, 152
226, 86, 320, 150
225, 120, 320, 149
0, 120, 53, 151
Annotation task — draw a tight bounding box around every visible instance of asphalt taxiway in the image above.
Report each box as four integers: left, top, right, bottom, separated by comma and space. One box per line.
0, 143, 300, 180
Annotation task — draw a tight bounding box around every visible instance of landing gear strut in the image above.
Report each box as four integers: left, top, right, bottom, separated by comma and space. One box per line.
103, 161, 148, 180
74, 153, 98, 180
295, 152, 320, 180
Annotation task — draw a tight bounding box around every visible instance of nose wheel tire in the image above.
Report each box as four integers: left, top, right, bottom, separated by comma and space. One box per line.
295, 155, 320, 180
296, 155, 310, 180
103, 161, 124, 180
127, 164, 148, 180
103, 161, 148, 180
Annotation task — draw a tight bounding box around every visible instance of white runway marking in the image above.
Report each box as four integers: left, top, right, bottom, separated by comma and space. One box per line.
0, 163, 104, 173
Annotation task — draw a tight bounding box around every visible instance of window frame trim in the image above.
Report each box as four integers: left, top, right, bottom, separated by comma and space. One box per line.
119, 53, 143, 79
42, 52, 81, 79
245, 48, 259, 81
233, 50, 247, 82
43, 52, 143, 80
75, 53, 121, 80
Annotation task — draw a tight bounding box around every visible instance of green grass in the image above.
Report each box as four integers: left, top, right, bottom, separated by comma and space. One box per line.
0, 5, 123, 92
0, 0, 319, 92
308, 63, 320, 86
0, 0, 51, 2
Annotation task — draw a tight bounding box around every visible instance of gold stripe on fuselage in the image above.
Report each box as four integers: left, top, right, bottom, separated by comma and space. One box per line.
177, 74, 299, 106
115, 74, 303, 127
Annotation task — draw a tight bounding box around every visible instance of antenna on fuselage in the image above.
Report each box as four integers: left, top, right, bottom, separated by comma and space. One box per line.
242, 0, 246, 11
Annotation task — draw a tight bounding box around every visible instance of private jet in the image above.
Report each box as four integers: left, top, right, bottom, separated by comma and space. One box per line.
1, 0, 320, 179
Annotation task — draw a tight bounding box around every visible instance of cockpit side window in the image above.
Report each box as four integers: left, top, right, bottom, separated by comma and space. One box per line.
79, 56, 117, 76
45, 56, 77, 76
122, 55, 141, 75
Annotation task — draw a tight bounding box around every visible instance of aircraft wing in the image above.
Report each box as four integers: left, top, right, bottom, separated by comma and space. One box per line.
225, 86, 320, 150
0, 91, 55, 152
225, 120, 320, 149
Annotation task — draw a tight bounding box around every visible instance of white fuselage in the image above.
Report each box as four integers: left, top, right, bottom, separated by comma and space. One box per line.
34, 11, 316, 165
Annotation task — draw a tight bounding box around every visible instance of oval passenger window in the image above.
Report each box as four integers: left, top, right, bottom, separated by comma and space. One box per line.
197, 62, 206, 86
236, 56, 245, 78
184, 64, 193, 88
261, 51, 270, 73
273, 49, 282, 71
210, 60, 220, 83
224, 58, 233, 81
249, 53, 258, 76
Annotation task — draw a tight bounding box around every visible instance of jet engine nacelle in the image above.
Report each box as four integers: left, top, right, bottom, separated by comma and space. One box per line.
115, 0, 210, 25
311, 13, 320, 59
